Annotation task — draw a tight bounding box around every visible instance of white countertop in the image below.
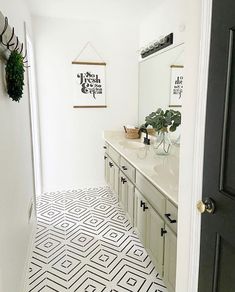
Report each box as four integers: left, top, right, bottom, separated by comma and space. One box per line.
103, 131, 179, 205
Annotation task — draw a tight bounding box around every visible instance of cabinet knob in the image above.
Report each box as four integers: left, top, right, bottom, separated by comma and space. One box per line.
164, 213, 177, 224
109, 162, 113, 168
122, 178, 127, 184
104, 156, 107, 160
103, 146, 107, 149
122, 166, 128, 171
140, 200, 145, 208
161, 228, 167, 237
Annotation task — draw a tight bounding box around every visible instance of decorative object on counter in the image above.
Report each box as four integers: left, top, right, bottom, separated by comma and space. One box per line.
124, 125, 140, 139
169, 65, 184, 107
0, 13, 29, 102
145, 108, 181, 155
140, 33, 173, 59
147, 128, 156, 135
154, 129, 172, 155
6, 50, 25, 102
72, 42, 106, 108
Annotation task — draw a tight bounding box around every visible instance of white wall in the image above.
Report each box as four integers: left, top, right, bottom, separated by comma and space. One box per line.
0, 1, 35, 292
33, 16, 139, 191
139, 0, 187, 48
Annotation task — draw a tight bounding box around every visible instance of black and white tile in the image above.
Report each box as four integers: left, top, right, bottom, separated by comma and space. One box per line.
27, 187, 168, 292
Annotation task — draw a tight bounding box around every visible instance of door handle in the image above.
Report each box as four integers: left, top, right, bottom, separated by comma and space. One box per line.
122, 166, 128, 171
164, 213, 177, 224
109, 162, 113, 168
161, 228, 167, 237
143, 204, 148, 212
140, 200, 148, 211
140, 200, 145, 208
197, 197, 216, 214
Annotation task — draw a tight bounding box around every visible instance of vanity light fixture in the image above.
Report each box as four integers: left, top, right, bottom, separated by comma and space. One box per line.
141, 33, 174, 59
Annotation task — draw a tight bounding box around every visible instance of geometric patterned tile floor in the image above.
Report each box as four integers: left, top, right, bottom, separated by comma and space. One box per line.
27, 186, 168, 292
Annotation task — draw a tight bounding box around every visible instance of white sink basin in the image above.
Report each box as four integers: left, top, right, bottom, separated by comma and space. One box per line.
119, 140, 145, 149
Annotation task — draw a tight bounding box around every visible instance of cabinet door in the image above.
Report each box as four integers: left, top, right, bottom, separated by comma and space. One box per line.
108, 158, 119, 196
108, 158, 115, 190
134, 189, 147, 245
146, 206, 165, 277
126, 180, 134, 225
113, 164, 119, 195
119, 173, 127, 210
104, 154, 109, 184
163, 226, 177, 292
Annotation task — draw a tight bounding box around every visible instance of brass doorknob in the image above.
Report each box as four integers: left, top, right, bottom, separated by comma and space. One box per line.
197, 197, 216, 214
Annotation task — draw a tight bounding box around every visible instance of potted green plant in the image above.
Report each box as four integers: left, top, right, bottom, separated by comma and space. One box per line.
145, 108, 181, 154
5, 50, 25, 102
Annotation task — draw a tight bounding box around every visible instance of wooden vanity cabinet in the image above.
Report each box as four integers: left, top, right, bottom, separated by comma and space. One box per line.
103, 141, 178, 292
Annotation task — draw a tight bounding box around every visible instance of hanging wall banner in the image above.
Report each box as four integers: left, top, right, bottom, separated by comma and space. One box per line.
169, 65, 184, 107
72, 61, 106, 108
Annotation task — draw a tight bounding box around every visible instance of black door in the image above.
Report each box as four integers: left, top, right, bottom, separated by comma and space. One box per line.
198, 0, 235, 291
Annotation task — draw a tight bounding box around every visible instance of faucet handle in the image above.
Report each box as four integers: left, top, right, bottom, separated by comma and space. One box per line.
144, 137, 150, 145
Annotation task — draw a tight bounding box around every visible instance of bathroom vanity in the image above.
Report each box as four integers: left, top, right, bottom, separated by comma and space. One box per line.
103, 131, 179, 292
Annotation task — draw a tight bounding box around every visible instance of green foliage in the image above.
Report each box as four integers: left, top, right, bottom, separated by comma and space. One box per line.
145, 108, 181, 132
5, 50, 25, 102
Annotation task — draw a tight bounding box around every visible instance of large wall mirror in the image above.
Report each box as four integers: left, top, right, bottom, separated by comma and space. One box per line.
138, 43, 185, 127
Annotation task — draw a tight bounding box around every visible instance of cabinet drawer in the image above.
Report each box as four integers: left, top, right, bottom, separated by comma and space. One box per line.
120, 156, 135, 182
136, 171, 165, 217
108, 146, 120, 165
165, 200, 178, 234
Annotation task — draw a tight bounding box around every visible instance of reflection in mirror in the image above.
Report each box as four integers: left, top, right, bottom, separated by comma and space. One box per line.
138, 43, 184, 141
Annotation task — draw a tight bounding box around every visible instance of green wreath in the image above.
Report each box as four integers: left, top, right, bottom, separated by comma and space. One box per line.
5, 50, 25, 102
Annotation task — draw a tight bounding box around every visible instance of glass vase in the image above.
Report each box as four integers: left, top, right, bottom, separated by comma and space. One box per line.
154, 130, 172, 155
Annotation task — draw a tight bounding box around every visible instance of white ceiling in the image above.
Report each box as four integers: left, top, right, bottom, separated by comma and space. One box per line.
26, 0, 164, 22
